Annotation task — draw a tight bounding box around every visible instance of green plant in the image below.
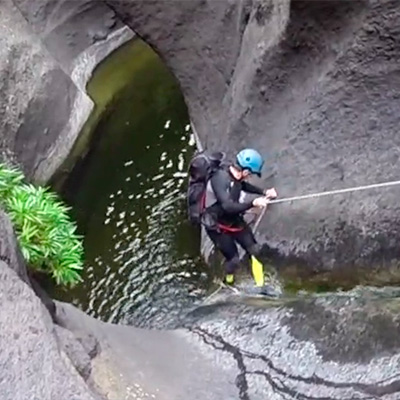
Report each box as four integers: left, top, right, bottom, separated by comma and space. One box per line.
0, 163, 83, 286
0, 164, 24, 200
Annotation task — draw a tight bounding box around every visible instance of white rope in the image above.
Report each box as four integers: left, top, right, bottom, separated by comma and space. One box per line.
190, 122, 204, 152
253, 179, 400, 232
268, 179, 400, 205
202, 281, 240, 304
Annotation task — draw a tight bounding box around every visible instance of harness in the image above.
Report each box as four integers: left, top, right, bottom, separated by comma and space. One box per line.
217, 223, 244, 233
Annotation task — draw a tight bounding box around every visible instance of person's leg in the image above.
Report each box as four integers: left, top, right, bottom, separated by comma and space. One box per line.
234, 225, 260, 256
234, 226, 265, 287
206, 229, 240, 284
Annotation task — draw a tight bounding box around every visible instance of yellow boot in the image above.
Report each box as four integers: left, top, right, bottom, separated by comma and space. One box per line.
251, 256, 265, 287
225, 274, 235, 285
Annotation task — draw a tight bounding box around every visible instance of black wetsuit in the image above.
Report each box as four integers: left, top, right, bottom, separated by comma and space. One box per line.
203, 165, 264, 274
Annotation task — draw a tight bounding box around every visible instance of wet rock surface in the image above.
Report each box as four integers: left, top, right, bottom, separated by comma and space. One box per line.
56, 291, 400, 400
186, 294, 400, 399
107, 0, 400, 280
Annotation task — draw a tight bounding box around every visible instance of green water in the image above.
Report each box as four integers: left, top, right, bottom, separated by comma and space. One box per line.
52, 39, 213, 328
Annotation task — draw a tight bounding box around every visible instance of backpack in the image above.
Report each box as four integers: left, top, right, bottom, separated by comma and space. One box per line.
186, 150, 226, 225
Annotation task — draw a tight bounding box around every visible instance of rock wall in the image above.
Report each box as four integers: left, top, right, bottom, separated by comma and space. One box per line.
0, 211, 103, 400
1, 1, 400, 399
0, 0, 133, 184
0, 2, 135, 398
107, 0, 400, 280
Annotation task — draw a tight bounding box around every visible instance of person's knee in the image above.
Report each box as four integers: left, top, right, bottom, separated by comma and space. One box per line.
226, 256, 240, 274
248, 243, 262, 258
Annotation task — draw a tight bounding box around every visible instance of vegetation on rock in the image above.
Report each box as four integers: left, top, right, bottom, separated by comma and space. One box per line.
0, 163, 83, 286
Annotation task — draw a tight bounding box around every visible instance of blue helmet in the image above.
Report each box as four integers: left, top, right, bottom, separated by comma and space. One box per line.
236, 148, 264, 176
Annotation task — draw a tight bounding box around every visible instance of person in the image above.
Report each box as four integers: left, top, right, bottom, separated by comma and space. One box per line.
201, 148, 277, 291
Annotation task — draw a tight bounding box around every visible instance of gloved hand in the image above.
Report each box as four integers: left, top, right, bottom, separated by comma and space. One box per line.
252, 197, 270, 208
264, 187, 277, 199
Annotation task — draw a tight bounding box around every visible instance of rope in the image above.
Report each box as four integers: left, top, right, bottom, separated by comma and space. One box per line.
268, 179, 400, 205
202, 280, 240, 304
190, 122, 204, 152
253, 179, 400, 232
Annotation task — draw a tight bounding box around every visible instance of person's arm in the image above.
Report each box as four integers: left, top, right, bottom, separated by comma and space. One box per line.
242, 182, 278, 199
211, 171, 253, 214
241, 181, 264, 195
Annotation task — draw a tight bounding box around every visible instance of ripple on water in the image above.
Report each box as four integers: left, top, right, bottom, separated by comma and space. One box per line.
53, 40, 212, 328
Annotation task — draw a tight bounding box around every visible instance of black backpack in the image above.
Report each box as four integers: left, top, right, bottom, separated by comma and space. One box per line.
186, 150, 226, 225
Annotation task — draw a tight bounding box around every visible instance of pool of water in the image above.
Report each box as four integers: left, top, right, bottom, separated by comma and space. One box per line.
51, 39, 213, 328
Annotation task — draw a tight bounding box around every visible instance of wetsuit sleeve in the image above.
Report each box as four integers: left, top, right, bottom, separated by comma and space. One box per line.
210, 171, 253, 214
241, 181, 264, 195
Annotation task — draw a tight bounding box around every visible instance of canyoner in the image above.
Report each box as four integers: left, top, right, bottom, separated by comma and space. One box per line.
187, 148, 277, 295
